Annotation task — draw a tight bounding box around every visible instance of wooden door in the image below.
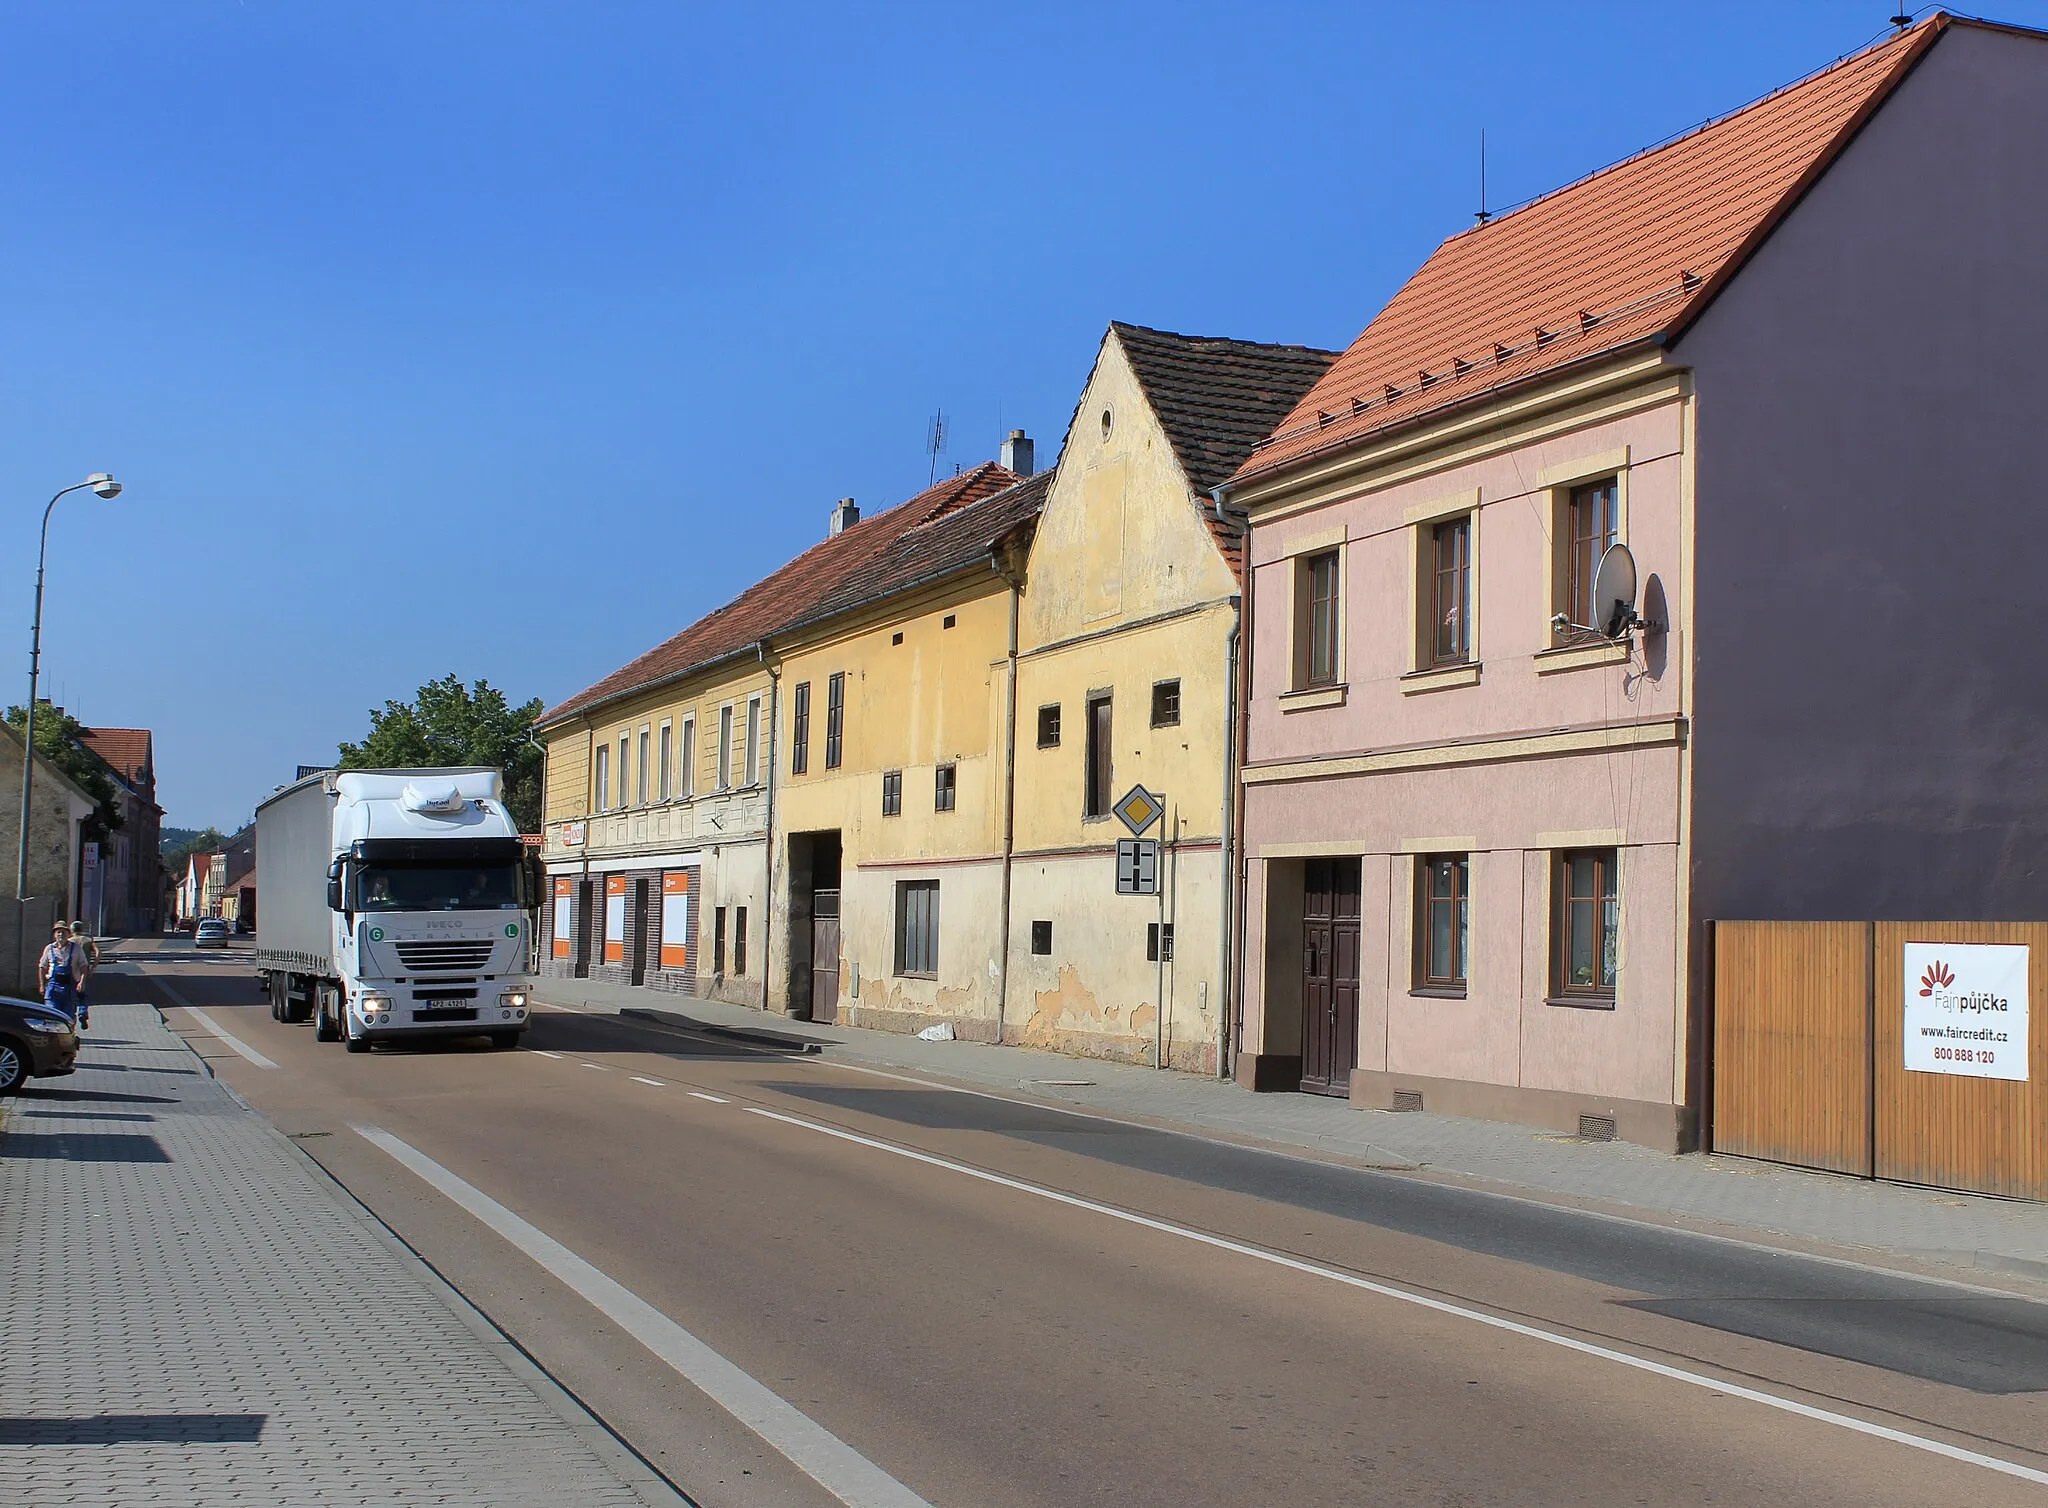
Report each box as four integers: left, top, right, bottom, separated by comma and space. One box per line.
811, 890, 841, 1023
1300, 858, 1361, 1095
629, 878, 652, 987
573, 880, 596, 978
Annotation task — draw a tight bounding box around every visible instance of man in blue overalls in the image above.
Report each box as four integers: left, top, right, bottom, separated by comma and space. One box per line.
38, 922, 86, 1025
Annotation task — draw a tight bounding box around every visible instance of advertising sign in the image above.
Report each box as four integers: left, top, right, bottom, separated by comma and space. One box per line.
551, 877, 573, 959
660, 870, 694, 971
604, 874, 627, 964
1902, 941, 2029, 1081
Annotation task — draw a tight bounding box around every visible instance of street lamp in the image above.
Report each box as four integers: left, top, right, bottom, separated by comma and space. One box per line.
15, 473, 125, 901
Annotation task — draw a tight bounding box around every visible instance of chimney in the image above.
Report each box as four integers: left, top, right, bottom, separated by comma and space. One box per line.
1000, 429, 1034, 476
827, 498, 859, 537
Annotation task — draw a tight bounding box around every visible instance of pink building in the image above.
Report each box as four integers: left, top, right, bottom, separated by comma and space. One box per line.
1224, 16, 2048, 1148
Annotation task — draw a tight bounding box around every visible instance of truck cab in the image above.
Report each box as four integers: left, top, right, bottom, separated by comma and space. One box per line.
323, 772, 533, 1050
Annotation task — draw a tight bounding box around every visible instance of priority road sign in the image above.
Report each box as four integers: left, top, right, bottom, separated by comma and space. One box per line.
1115, 838, 1160, 896
1113, 784, 1164, 837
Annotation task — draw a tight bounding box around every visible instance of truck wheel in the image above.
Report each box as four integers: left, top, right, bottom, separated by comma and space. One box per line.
488, 1031, 520, 1051
270, 974, 284, 1022
314, 990, 340, 1043
285, 991, 313, 1026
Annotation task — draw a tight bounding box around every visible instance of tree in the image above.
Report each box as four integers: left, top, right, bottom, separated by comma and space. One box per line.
164, 827, 228, 864
337, 675, 545, 833
6, 702, 125, 836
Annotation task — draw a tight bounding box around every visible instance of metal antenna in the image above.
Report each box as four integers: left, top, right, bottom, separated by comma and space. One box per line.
1475, 129, 1490, 225
925, 409, 947, 486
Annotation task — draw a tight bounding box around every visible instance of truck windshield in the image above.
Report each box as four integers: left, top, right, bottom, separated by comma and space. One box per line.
355, 865, 522, 912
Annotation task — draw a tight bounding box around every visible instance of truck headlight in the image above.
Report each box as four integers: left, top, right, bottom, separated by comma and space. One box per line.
356, 993, 389, 1017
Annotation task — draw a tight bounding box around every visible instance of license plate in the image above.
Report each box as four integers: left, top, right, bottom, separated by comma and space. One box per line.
421, 997, 467, 1009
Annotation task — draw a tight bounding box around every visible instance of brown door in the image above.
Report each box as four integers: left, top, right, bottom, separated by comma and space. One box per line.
1300, 857, 1361, 1095
811, 890, 841, 1023
629, 878, 652, 987
573, 880, 596, 978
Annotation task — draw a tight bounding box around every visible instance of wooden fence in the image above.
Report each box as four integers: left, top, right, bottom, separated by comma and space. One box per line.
1711, 920, 2048, 1200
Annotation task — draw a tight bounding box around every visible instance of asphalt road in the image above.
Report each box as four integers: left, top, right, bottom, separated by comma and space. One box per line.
103, 942, 2048, 1507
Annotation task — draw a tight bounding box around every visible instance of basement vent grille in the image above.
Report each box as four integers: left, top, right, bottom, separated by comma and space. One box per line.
1577, 1113, 1618, 1143
1390, 1090, 1425, 1113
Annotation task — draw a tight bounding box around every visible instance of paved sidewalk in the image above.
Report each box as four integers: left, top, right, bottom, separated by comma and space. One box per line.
0, 1000, 683, 1507
538, 976, 2048, 1284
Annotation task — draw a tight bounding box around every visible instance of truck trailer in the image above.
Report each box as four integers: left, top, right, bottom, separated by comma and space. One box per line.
255, 768, 534, 1052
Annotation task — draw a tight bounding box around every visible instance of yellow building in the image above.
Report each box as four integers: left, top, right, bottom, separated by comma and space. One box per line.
1006, 324, 1335, 1070
534, 465, 1025, 1008
536, 323, 1334, 1080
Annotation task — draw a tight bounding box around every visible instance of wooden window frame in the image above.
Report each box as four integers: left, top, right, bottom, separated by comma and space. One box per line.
637, 727, 651, 806
1030, 920, 1052, 955
657, 721, 672, 801
717, 705, 733, 791
594, 744, 610, 814
881, 768, 902, 817
744, 696, 761, 787
791, 682, 811, 775
1150, 679, 1181, 728
1412, 854, 1469, 996
934, 763, 956, 813
1297, 550, 1341, 689
679, 718, 696, 799
1550, 847, 1619, 1007
1037, 703, 1061, 748
1083, 692, 1113, 819
1428, 516, 1472, 667
734, 906, 747, 977
618, 734, 630, 810
1558, 476, 1620, 643
825, 673, 845, 769
894, 879, 940, 978
712, 905, 727, 979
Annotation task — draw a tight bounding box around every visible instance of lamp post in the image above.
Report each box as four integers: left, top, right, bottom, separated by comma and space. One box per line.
16, 473, 123, 901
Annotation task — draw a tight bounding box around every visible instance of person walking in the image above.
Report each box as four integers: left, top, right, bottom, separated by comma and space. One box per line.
69, 922, 101, 1029
38, 922, 86, 1025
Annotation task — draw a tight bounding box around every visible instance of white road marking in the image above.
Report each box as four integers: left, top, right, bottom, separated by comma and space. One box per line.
532, 1050, 563, 1060
158, 987, 277, 1069
743, 1106, 2048, 1489
353, 1125, 934, 1508
631, 1076, 664, 1087
582, 1062, 607, 1071
689, 1091, 729, 1104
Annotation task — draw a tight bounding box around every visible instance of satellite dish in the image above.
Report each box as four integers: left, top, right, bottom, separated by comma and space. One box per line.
1592, 541, 1639, 639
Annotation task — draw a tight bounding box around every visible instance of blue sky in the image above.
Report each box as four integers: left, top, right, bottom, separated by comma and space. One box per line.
0, 1, 1961, 830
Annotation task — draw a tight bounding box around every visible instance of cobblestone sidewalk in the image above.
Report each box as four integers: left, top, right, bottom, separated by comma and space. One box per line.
0, 999, 682, 1507
538, 977, 2048, 1284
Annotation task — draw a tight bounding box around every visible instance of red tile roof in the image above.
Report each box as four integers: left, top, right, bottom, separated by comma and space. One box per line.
538, 462, 1024, 728
79, 727, 153, 786
1236, 16, 1947, 485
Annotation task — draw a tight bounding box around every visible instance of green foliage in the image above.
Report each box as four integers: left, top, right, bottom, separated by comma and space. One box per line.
5, 703, 124, 834
164, 827, 228, 864
337, 674, 544, 833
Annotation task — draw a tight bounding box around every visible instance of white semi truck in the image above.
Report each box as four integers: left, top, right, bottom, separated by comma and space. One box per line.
255, 768, 534, 1052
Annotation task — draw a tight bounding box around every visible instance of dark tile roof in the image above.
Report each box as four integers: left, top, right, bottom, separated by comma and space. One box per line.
539, 462, 1025, 727
79, 727, 153, 786
1107, 322, 1338, 577
1237, 17, 1948, 484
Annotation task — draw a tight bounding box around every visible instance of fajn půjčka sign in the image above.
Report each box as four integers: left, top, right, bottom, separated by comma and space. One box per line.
1902, 942, 2030, 1081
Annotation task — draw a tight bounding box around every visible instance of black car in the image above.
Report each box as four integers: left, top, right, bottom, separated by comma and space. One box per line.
0, 995, 79, 1094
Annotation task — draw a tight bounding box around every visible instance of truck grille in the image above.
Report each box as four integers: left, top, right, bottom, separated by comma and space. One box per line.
395, 940, 496, 973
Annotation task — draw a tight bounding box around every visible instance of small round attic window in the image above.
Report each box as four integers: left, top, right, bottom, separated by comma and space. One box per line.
1100, 408, 1113, 440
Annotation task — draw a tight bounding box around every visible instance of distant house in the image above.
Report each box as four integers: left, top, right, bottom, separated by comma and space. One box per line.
78, 726, 164, 934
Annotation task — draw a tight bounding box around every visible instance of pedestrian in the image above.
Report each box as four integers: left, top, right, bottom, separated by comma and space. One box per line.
70, 922, 100, 1029
38, 922, 86, 1025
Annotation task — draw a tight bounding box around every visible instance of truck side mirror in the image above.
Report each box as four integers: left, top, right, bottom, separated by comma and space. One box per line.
326, 858, 346, 913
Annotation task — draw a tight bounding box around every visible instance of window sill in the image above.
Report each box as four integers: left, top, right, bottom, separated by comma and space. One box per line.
896, 971, 937, 982
1546, 992, 1616, 1011
1409, 985, 1467, 1000
1535, 639, 1629, 674
1280, 683, 1347, 712
1399, 661, 1480, 695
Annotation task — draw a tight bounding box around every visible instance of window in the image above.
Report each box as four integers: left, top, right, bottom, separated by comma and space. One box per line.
1031, 920, 1052, 955
791, 682, 811, 775
1298, 550, 1341, 688
744, 697, 760, 786
934, 763, 956, 812
1150, 680, 1181, 728
618, 734, 631, 808
717, 706, 733, 790
891, 631, 904, 646
1037, 704, 1061, 748
1430, 517, 1472, 665
594, 744, 610, 813
1565, 478, 1619, 637
1416, 855, 1469, 992
894, 880, 939, 976
1554, 849, 1619, 1002
713, 906, 727, 978
637, 729, 650, 805
734, 907, 748, 976
942, 614, 956, 630
1146, 922, 1174, 962
680, 719, 696, 798
825, 673, 845, 769
658, 723, 672, 801
1084, 694, 1112, 818
882, 769, 902, 816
